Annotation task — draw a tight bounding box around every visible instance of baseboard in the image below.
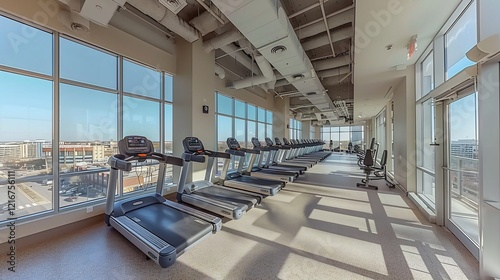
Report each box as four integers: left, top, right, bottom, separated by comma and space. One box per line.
408, 192, 437, 223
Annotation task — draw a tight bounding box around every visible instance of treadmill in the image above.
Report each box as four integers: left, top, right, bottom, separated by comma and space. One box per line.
273, 137, 312, 169
246, 137, 299, 182
261, 137, 305, 174
105, 136, 222, 268
177, 137, 263, 220
220, 137, 284, 195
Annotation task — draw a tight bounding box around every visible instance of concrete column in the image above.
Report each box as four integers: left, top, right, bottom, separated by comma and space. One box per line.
173, 38, 216, 182
302, 121, 311, 139
273, 97, 288, 140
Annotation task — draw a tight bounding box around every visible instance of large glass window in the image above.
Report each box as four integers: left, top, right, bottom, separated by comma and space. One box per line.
0, 71, 53, 220
445, 1, 477, 80
60, 37, 117, 89
0, 14, 174, 223
0, 16, 53, 75
123, 59, 161, 99
421, 51, 434, 99
215, 92, 273, 172
376, 110, 386, 161
321, 126, 364, 151
416, 99, 436, 208
289, 119, 302, 139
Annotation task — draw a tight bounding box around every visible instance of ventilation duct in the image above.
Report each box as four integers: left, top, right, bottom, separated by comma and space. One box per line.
313, 56, 350, 72
302, 27, 353, 51
190, 11, 223, 35
215, 64, 226, 79
228, 55, 276, 89
318, 65, 350, 79
127, 0, 199, 42
203, 29, 244, 53
211, 0, 334, 114
296, 8, 354, 40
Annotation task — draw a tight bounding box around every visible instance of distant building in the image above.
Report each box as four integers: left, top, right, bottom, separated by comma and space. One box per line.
451, 139, 478, 159
0, 144, 21, 160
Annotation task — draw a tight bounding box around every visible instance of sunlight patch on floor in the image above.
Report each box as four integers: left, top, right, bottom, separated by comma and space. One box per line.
309, 209, 378, 234
378, 192, 409, 208
289, 227, 388, 276
401, 245, 432, 279
436, 254, 469, 280
278, 253, 373, 280
317, 196, 373, 214
383, 205, 420, 222
391, 223, 442, 245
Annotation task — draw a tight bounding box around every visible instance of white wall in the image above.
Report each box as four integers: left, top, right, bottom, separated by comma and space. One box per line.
392, 67, 417, 192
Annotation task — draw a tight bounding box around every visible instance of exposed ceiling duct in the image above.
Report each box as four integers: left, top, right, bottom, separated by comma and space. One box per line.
215, 64, 226, 79
211, 0, 334, 114
318, 65, 350, 79
228, 55, 275, 89
190, 11, 223, 35
302, 27, 353, 51
296, 6, 354, 40
312, 55, 350, 72
127, 0, 199, 42
203, 29, 244, 53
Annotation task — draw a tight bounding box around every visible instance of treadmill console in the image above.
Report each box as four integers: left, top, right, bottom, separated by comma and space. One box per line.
226, 137, 241, 150
274, 137, 282, 145
251, 137, 262, 148
265, 137, 274, 146
118, 136, 153, 156
283, 138, 290, 145
183, 137, 205, 153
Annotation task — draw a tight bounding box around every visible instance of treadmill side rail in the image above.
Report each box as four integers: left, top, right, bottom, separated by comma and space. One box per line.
111, 216, 177, 268
181, 194, 247, 220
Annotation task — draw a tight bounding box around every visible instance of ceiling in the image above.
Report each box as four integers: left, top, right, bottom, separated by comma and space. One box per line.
57, 0, 463, 125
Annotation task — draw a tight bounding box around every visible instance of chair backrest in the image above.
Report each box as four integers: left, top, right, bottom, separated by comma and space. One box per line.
380, 150, 387, 166
369, 138, 376, 150
363, 149, 374, 167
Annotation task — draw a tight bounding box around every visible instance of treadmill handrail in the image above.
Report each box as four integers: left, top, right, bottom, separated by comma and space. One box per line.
108, 152, 184, 171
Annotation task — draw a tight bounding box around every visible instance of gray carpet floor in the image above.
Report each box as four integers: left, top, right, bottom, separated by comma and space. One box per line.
0, 153, 479, 279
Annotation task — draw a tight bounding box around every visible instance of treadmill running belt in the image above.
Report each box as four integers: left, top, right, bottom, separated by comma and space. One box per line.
125, 203, 212, 253
194, 187, 256, 209
230, 175, 283, 188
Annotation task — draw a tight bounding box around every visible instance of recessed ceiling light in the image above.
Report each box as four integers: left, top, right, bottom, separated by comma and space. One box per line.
271, 45, 287, 54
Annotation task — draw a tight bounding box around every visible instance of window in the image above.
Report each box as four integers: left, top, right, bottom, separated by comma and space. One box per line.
0, 71, 53, 219
445, 1, 477, 80
60, 37, 117, 89
376, 110, 386, 161
215, 93, 273, 172
0, 15, 175, 223
289, 119, 302, 139
0, 16, 53, 75
416, 99, 436, 208
421, 51, 434, 98
321, 126, 364, 151
123, 59, 161, 99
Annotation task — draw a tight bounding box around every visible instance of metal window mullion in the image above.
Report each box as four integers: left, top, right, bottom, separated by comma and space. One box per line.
59, 78, 118, 94
0, 64, 52, 81
160, 73, 165, 153
417, 166, 436, 177
122, 92, 162, 103
52, 32, 60, 213
117, 56, 124, 197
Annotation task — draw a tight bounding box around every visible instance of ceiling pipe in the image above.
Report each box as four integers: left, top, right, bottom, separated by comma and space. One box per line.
127, 0, 199, 42
229, 55, 275, 89
195, 0, 225, 24
302, 27, 352, 51
189, 11, 222, 35
215, 64, 226, 79
219, 44, 262, 75
318, 65, 350, 79
319, 0, 335, 57
203, 29, 244, 53
296, 6, 354, 39
288, 1, 322, 19
312, 55, 350, 72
